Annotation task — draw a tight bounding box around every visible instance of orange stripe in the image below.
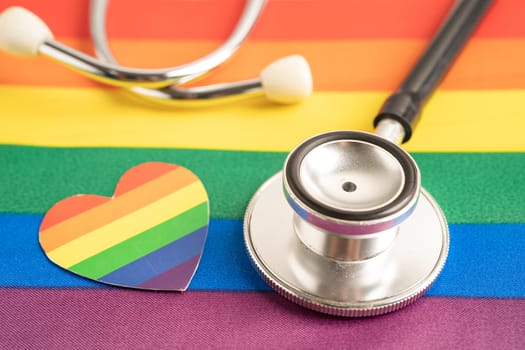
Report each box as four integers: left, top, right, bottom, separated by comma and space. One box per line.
2, 39, 524, 90
4, 0, 524, 39
40, 196, 109, 232
113, 163, 178, 196
40, 166, 197, 251
40, 163, 177, 231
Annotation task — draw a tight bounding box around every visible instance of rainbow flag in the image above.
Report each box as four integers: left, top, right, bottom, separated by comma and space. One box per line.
1, 0, 524, 348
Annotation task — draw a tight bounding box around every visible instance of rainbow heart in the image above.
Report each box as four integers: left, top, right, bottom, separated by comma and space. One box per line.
39, 162, 209, 291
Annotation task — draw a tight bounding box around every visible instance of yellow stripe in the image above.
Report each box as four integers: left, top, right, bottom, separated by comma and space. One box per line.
1, 86, 524, 152
46, 181, 207, 267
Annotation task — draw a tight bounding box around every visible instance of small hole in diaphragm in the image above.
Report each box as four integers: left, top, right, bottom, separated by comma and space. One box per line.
342, 181, 357, 192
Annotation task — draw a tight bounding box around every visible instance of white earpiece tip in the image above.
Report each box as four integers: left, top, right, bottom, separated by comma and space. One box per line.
260, 55, 313, 104
0, 7, 53, 56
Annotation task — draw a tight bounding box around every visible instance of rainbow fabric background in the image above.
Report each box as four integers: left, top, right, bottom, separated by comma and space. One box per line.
1, 0, 524, 348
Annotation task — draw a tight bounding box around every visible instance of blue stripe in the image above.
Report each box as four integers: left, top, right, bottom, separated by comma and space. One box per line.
99, 226, 207, 286
0, 214, 523, 297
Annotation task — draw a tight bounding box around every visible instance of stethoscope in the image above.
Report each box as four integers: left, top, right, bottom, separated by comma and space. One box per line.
0, 0, 312, 105
244, 0, 492, 317
0, 0, 492, 317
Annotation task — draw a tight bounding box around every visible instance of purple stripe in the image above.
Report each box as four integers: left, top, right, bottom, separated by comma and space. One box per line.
138, 255, 201, 290
0, 289, 523, 349
99, 226, 207, 287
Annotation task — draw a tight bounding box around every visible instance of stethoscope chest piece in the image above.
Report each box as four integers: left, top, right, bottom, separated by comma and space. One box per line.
244, 131, 449, 317
243, 0, 492, 316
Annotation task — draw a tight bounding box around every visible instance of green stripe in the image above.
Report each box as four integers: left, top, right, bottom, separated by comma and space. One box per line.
0, 145, 524, 223
69, 202, 208, 279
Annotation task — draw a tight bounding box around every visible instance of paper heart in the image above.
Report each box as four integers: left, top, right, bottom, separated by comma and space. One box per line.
39, 162, 209, 291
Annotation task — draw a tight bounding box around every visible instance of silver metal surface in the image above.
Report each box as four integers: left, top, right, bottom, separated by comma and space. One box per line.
375, 118, 406, 144
297, 140, 405, 212
89, 0, 267, 104
89, 0, 118, 63
123, 80, 265, 107
39, 0, 266, 90
244, 172, 449, 317
39, 40, 173, 88
294, 216, 398, 261
283, 131, 420, 235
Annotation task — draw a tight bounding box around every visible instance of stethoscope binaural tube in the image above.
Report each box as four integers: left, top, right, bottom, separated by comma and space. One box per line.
89, 0, 312, 105
0, 0, 312, 105
244, 0, 492, 317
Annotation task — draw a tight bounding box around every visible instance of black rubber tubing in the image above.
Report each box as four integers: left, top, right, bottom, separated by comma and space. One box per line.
373, 0, 493, 143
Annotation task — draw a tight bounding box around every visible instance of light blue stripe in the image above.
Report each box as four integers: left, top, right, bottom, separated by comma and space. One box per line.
0, 214, 523, 297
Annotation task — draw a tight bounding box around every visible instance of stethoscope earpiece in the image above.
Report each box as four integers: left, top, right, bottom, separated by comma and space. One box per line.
260, 55, 313, 104
0, 6, 53, 57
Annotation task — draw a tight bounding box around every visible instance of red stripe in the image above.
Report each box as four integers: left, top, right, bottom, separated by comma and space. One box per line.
39, 196, 108, 231
3, 0, 524, 40
0, 290, 523, 348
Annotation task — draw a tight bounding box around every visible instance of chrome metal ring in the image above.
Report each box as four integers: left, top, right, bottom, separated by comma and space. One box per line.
285, 131, 419, 221
283, 131, 420, 235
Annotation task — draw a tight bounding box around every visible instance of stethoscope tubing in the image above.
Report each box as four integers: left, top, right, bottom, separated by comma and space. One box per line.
374, 0, 493, 143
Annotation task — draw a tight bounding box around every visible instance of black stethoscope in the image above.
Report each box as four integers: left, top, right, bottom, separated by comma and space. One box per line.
244, 0, 492, 316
